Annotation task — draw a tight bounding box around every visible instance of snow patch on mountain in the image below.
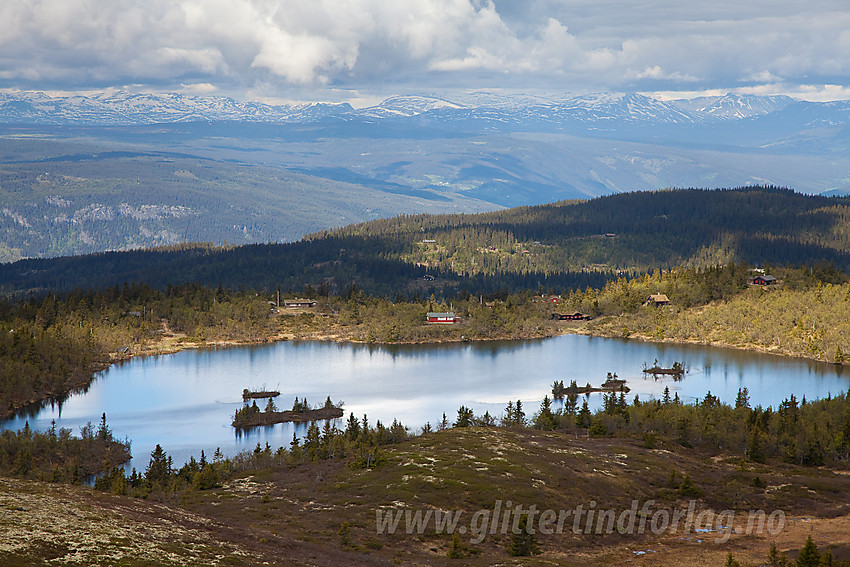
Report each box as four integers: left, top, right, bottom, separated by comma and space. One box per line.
674, 93, 795, 119
359, 95, 467, 118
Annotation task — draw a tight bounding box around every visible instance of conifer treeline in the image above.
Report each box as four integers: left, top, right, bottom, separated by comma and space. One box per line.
515, 388, 850, 468
0, 414, 129, 482
0, 282, 288, 417
94, 411, 409, 498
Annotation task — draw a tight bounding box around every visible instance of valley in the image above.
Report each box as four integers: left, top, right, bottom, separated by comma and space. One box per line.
2, 91, 850, 262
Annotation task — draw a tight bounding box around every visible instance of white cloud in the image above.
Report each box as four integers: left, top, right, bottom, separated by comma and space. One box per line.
744, 83, 850, 102
1, 0, 850, 99
179, 82, 220, 94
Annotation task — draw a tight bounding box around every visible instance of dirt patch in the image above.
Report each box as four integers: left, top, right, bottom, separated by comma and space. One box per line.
0, 478, 252, 565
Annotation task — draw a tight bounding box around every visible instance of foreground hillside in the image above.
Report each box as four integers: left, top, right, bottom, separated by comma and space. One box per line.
2, 427, 850, 565
3, 186, 850, 296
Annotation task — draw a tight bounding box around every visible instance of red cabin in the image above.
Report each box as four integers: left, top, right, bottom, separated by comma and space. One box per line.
427, 312, 457, 324
752, 275, 777, 286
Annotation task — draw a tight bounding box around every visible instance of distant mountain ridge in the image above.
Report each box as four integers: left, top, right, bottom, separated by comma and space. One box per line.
0, 91, 354, 125
0, 90, 838, 128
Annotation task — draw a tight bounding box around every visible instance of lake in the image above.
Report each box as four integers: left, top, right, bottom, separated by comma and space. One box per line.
3, 335, 849, 471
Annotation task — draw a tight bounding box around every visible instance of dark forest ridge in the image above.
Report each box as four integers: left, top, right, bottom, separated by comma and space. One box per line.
2, 186, 849, 296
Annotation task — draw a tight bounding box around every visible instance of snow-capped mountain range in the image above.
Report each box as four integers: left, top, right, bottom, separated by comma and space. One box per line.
2, 89, 844, 128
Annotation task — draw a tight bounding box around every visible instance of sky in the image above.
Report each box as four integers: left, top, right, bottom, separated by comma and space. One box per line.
1, 0, 849, 104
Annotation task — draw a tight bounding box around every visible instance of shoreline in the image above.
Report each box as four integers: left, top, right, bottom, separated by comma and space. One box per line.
116, 319, 845, 370
572, 325, 847, 369
4, 316, 844, 424
112, 319, 846, 371
107, 328, 562, 364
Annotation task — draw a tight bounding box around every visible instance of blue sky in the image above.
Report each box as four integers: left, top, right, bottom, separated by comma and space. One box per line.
1, 0, 849, 104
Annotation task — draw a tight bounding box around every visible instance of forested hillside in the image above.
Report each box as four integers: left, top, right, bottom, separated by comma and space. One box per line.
2, 186, 849, 296
317, 185, 850, 274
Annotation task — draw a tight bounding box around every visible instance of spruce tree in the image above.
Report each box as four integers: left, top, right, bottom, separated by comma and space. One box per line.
145, 444, 171, 485
503, 401, 515, 426
345, 413, 361, 440
748, 430, 767, 463
454, 406, 474, 427
796, 536, 820, 567
577, 399, 592, 428
766, 543, 789, 566
535, 396, 557, 430
564, 391, 578, 415
515, 400, 526, 427
96, 412, 111, 442
507, 515, 539, 556
735, 387, 750, 409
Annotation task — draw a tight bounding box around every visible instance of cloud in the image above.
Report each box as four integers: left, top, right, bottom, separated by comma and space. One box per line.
179, 82, 220, 95
1, 0, 849, 98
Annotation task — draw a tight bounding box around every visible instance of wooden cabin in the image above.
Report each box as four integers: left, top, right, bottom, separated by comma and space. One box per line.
284, 298, 317, 309
644, 294, 670, 307
427, 312, 457, 324
751, 275, 777, 286
551, 312, 590, 321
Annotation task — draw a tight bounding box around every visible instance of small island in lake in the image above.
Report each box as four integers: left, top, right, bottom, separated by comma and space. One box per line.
233, 396, 344, 428
642, 360, 686, 380
242, 388, 280, 400
552, 373, 630, 398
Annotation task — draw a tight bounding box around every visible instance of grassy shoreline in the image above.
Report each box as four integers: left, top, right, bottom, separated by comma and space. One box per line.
573, 323, 828, 365
577, 291, 850, 368
108, 306, 566, 362
114, 307, 844, 372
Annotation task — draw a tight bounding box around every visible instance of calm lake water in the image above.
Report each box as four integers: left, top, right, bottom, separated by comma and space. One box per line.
3, 335, 849, 471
